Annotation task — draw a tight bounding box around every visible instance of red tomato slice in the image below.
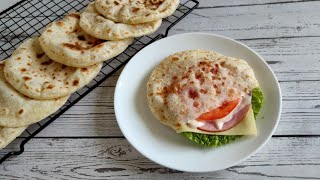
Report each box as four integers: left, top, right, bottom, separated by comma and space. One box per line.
197, 98, 240, 121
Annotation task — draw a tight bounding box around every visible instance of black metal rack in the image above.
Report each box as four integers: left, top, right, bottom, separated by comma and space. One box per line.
0, 0, 199, 163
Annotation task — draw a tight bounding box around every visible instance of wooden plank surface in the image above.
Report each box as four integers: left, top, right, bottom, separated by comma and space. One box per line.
197, 0, 307, 7
0, 0, 319, 178
1, 137, 319, 179
170, 1, 320, 39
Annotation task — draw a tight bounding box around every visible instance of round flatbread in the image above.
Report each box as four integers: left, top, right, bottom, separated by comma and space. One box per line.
39, 13, 133, 67
0, 126, 26, 150
95, 0, 179, 24
80, 3, 162, 40
4, 38, 102, 100
147, 50, 258, 131
0, 61, 69, 127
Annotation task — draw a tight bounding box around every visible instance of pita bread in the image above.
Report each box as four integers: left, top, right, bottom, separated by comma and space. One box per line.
4, 38, 102, 100
80, 3, 162, 40
95, 0, 179, 24
147, 50, 258, 132
0, 126, 26, 150
0, 61, 69, 127
39, 13, 133, 67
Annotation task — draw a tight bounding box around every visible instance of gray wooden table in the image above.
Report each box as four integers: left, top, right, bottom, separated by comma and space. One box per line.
1, 0, 320, 179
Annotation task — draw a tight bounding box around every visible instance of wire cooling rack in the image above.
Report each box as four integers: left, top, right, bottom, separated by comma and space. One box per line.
0, 0, 199, 163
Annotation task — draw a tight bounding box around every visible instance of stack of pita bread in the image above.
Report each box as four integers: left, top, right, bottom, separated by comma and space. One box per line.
0, 0, 179, 149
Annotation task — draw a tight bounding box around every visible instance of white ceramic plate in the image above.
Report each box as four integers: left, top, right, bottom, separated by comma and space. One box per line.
114, 33, 282, 172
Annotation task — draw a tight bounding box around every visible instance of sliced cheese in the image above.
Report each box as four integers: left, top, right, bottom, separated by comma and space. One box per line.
176, 107, 257, 135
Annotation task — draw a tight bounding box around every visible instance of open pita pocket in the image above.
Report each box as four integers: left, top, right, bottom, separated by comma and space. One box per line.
39, 13, 132, 67
0, 126, 27, 150
95, 0, 179, 24
4, 38, 102, 100
0, 61, 69, 127
80, 3, 162, 40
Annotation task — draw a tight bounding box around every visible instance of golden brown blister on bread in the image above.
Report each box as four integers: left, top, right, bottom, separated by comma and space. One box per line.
80, 2, 162, 40
95, 0, 179, 24
0, 60, 69, 127
40, 13, 132, 67
4, 38, 102, 99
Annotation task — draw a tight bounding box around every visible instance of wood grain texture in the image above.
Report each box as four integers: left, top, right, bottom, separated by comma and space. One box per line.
0, 0, 319, 178
198, 0, 307, 7
170, 1, 320, 39
0, 0, 19, 12
1, 137, 319, 179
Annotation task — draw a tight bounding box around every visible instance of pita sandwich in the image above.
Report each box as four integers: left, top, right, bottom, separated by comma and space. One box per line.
147, 50, 259, 135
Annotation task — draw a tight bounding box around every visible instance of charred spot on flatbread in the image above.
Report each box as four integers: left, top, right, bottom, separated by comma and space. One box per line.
3, 38, 102, 99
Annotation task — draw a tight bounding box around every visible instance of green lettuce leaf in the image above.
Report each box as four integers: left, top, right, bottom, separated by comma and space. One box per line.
180, 87, 264, 147
181, 132, 241, 147
251, 87, 264, 119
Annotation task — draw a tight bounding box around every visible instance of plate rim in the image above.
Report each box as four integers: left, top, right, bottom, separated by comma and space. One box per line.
114, 32, 282, 172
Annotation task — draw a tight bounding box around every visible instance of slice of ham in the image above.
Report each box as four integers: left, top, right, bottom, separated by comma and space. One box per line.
197, 104, 251, 132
